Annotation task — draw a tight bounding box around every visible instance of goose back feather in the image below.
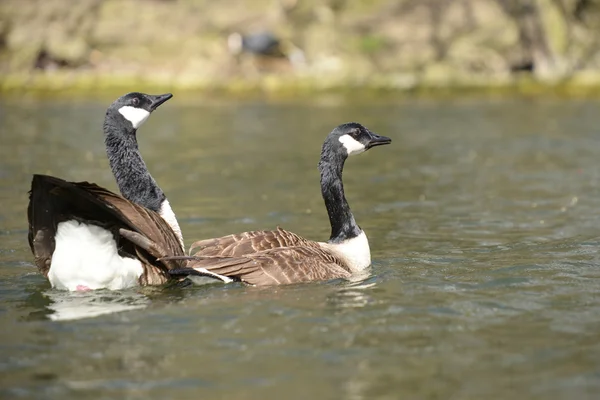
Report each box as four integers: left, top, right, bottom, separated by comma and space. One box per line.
189, 226, 319, 257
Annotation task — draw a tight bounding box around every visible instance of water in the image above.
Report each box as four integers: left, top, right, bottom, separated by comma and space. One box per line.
1, 95, 600, 399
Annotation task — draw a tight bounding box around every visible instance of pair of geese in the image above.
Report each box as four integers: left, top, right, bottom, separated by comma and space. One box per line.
27, 92, 392, 291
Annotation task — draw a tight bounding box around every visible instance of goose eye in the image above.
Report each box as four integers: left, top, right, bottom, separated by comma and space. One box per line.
131, 98, 140, 106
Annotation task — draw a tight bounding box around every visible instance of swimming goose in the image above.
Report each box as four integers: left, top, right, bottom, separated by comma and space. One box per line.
27, 92, 189, 291
167, 122, 391, 286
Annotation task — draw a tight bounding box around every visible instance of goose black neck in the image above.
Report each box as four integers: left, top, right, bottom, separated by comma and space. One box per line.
318, 145, 361, 243
103, 119, 165, 212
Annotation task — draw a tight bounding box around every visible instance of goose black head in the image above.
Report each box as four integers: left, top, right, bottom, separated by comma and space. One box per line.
107, 92, 173, 131
329, 122, 391, 158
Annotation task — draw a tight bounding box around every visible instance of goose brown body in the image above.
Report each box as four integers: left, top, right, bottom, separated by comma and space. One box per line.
184, 228, 353, 285
176, 245, 352, 286
28, 175, 186, 286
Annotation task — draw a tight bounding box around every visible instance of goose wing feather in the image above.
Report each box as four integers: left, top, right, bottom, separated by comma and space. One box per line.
185, 246, 351, 286
190, 227, 319, 257
27, 174, 185, 285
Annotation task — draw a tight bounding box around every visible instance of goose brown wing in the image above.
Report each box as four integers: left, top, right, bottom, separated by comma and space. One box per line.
27, 174, 185, 285
190, 227, 319, 257
86, 184, 184, 257
185, 246, 352, 286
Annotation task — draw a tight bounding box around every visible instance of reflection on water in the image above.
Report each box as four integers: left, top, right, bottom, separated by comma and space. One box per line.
326, 274, 377, 310
44, 290, 149, 322
1, 97, 600, 399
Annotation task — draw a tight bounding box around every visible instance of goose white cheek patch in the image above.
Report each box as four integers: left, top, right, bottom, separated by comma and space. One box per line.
118, 106, 151, 129
339, 134, 366, 156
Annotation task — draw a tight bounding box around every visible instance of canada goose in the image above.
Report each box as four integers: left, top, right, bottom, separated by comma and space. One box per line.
27, 92, 190, 291
167, 122, 391, 286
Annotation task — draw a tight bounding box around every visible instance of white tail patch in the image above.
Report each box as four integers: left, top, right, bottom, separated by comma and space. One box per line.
319, 230, 371, 272
339, 134, 366, 156
118, 106, 150, 129
159, 199, 184, 251
49, 220, 144, 291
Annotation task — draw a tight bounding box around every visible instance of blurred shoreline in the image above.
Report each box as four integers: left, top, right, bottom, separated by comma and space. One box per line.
2, 0, 600, 99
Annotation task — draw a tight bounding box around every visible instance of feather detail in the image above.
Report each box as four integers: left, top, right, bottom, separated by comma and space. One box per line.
189, 227, 319, 257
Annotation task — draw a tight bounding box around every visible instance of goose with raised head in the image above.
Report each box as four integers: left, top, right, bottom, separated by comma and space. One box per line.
167, 122, 391, 286
27, 92, 191, 291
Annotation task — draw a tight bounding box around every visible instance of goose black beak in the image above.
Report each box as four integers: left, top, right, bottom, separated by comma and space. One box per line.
366, 133, 392, 149
149, 93, 173, 111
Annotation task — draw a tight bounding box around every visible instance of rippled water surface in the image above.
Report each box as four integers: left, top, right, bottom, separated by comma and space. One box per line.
1, 95, 600, 399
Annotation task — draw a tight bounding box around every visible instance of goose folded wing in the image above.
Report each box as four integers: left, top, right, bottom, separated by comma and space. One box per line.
190, 227, 319, 257
85, 184, 184, 258
184, 246, 352, 286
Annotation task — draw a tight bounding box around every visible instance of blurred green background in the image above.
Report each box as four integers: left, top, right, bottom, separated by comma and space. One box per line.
1, 0, 600, 95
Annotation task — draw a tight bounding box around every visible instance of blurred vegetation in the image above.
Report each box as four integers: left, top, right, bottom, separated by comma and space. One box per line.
1, 0, 600, 95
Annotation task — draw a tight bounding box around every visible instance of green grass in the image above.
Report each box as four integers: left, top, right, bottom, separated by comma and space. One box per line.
2, 70, 600, 101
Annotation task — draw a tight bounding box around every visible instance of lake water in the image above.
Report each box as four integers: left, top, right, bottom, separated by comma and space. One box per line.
1, 95, 599, 399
